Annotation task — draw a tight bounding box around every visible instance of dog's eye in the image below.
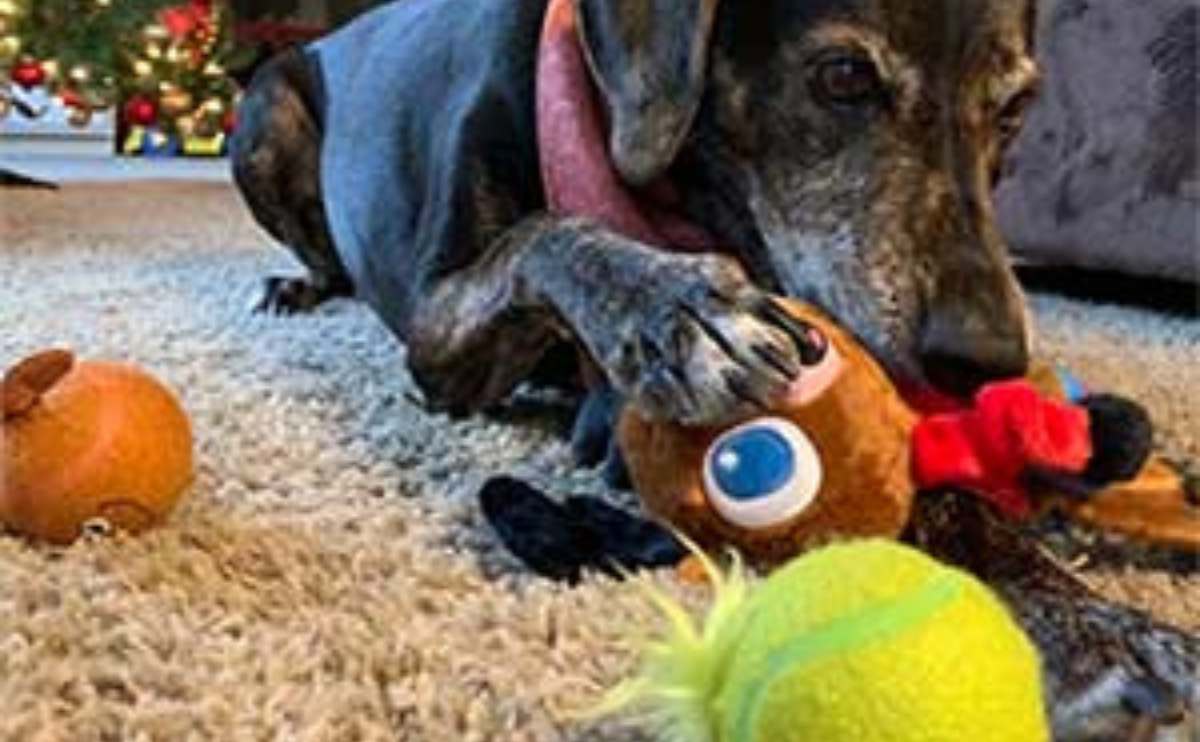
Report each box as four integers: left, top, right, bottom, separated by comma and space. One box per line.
703, 418, 822, 530
811, 54, 883, 107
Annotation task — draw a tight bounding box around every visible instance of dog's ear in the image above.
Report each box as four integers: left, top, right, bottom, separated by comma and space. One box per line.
573, 0, 719, 186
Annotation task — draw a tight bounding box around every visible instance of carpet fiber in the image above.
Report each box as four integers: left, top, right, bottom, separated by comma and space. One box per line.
1, 182, 1197, 741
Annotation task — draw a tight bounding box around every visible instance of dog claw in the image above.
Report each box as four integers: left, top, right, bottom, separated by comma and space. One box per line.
752, 341, 801, 380
254, 275, 343, 315
722, 368, 771, 410
602, 439, 632, 489
1051, 667, 1195, 741
755, 298, 828, 365
1119, 676, 1186, 724
570, 386, 623, 467
591, 257, 820, 426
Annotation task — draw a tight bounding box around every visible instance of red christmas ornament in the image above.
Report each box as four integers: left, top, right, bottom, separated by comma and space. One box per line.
159, 7, 196, 37
11, 60, 46, 89
58, 89, 85, 109
159, 0, 213, 39
123, 95, 159, 127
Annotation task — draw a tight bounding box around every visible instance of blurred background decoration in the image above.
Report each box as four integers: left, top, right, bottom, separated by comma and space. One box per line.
0, 0, 374, 157
1, 0, 242, 150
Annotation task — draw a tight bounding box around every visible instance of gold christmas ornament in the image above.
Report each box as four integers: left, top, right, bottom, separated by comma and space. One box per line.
133, 59, 153, 77
145, 42, 162, 60
41, 59, 59, 80
69, 64, 91, 84
0, 0, 17, 16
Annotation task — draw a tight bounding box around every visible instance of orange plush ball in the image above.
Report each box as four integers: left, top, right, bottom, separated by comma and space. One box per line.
1, 349, 193, 544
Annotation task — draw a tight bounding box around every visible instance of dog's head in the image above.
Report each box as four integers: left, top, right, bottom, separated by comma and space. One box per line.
574, 0, 1040, 401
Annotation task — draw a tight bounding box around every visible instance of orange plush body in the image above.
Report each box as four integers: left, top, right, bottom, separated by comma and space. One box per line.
620, 300, 1198, 563
1, 350, 193, 544
621, 301, 920, 564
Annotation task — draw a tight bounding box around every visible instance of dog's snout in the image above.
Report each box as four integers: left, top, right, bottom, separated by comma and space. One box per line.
919, 306, 1029, 399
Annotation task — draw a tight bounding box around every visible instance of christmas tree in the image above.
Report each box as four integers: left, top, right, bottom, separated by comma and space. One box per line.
0, 0, 245, 145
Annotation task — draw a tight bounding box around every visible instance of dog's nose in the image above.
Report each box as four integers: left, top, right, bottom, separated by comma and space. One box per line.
918, 311, 1029, 399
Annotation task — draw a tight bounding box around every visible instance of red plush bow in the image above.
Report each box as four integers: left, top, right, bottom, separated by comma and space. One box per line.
912, 380, 1093, 518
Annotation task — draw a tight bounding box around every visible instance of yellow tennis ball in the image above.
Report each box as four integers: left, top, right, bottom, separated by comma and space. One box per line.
610, 539, 1049, 742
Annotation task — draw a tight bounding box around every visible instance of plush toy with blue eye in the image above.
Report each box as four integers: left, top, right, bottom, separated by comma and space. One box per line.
618, 299, 924, 564
482, 0, 1197, 576
617, 298, 1199, 565
482, 298, 1196, 578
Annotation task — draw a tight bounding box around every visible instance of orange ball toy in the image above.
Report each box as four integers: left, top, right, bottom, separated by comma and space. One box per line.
1, 349, 193, 544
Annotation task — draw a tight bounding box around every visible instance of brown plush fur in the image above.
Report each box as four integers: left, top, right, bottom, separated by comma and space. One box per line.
620, 300, 918, 564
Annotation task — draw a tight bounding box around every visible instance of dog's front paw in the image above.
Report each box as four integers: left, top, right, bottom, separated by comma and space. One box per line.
602, 257, 816, 426
254, 275, 351, 315
254, 276, 325, 314
1051, 668, 1189, 742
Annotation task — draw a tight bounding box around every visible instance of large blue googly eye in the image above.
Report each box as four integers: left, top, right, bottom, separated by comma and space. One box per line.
703, 418, 823, 530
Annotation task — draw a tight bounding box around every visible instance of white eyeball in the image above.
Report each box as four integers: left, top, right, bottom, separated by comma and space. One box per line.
702, 417, 823, 530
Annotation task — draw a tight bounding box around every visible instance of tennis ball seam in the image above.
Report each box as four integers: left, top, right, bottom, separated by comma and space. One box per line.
731, 572, 963, 742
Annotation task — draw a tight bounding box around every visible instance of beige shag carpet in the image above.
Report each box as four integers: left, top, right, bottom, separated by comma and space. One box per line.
1, 181, 1197, 741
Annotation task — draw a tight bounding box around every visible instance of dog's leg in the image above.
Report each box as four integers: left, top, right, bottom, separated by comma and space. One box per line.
570, 384, 622, 466
405, 216, 812, 426
230, 49, 352, 315
907, 494, 1197, 739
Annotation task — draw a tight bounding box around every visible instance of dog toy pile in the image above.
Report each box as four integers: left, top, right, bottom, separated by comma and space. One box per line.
1, 349, 193, 544
604, 539, 1048, 742
532, 0, 1197, 563
620, 299, 1199, 563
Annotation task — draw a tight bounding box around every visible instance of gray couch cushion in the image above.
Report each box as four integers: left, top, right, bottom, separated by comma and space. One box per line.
995, 0, 1198, 282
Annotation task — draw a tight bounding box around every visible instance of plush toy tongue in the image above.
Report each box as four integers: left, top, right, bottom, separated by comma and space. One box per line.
536, 0, 716, 250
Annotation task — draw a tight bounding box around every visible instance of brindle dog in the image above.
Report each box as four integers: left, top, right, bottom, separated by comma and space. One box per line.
231, 0, 1196, 737
232, 0, 1034, 423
